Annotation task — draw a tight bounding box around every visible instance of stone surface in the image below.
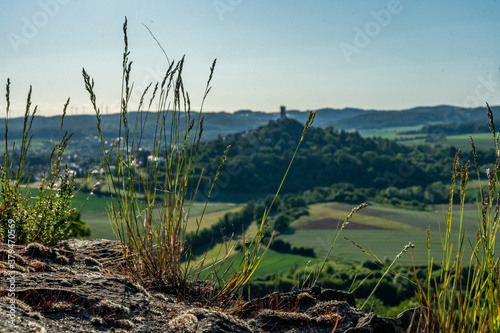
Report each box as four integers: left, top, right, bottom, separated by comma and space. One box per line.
0, 239, 425, 332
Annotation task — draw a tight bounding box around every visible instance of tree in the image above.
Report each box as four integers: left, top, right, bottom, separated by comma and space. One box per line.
274, 214, 292, 234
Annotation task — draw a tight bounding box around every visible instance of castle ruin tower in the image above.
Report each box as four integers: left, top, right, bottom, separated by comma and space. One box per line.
280, 105, 287, 120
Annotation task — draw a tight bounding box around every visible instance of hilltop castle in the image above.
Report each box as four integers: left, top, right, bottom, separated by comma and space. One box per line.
280, 105, 287, 120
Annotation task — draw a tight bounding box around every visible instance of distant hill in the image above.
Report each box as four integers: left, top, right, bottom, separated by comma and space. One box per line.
2, 105, 498, 145
332, 105, 500, 130
2, 106, 491, 198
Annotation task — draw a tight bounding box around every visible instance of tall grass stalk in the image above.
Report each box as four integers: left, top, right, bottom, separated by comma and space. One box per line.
304, 203, 367, 289
341, 233, 415, 312
215, 111, 316, 298
362, 241, 415, 310
417, 103, 500, 332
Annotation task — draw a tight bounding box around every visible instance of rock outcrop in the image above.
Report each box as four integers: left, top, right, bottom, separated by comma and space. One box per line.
0, 239, 425, 332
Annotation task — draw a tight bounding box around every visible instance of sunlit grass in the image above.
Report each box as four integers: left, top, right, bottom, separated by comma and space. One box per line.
416, 104, 500, 332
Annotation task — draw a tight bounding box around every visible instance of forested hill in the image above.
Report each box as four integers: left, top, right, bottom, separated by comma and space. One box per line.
195, 117, 472, 195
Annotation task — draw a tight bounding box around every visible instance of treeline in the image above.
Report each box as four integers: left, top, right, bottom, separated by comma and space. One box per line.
269, 239, 315, 257
301, 180, 476, 210
188, 202, 255, 255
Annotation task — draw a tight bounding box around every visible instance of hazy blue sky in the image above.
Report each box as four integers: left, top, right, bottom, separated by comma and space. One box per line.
1, 0, 499, 117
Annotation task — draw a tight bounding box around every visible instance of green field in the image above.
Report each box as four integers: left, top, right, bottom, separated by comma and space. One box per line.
358, 126, 424, 139
278, 202, 494, 265
71, 192, 243, 240
445, 133, 495, 151
359, 127, 494, 151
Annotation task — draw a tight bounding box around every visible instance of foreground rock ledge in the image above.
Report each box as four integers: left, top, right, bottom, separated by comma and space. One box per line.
0, 239, 424, 332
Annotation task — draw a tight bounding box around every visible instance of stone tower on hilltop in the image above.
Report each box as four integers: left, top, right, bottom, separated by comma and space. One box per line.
280, 105, 287, 120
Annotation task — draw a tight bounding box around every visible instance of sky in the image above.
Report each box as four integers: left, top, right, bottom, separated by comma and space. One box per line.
0, 0, 499, 117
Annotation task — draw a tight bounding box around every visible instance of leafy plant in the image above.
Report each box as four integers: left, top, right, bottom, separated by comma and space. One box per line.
0, 79, 89, 245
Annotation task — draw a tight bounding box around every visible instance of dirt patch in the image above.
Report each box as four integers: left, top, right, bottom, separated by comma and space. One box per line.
298, 218, 384, 230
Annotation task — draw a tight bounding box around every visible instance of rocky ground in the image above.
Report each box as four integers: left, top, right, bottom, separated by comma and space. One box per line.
0, 239, 426, 332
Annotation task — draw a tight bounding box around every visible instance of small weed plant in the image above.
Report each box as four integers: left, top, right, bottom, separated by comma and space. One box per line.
83, 18, 315, 299
0, 80, 89, 245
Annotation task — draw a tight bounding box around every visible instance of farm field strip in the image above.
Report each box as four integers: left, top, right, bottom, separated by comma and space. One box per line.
281, 202, 500, 265
358, 127, 493, 151
292, 203, 418, 231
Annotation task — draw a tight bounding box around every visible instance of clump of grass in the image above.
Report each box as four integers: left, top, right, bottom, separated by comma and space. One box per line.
0, 80, 88, 245
83, 19, 212, 291
417, 103, 500, 332
83, 18, 316, 299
